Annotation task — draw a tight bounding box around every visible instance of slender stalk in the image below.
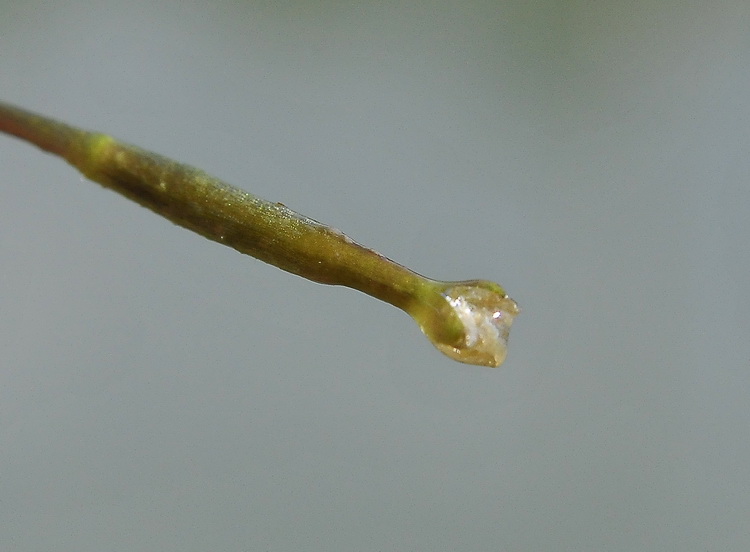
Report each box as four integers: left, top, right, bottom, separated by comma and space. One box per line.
0, 101, 518, 367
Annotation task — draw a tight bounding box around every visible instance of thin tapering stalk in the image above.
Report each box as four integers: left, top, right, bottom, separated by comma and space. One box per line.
0, 101, 518, 367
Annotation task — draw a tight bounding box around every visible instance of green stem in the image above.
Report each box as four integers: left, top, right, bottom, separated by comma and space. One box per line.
0, 101, 518, 367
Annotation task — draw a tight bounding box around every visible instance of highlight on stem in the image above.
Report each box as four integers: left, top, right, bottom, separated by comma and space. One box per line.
0, 101, 519, 367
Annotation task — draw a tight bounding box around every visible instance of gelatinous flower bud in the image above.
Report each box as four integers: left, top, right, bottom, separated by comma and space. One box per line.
416, 282, 519, 367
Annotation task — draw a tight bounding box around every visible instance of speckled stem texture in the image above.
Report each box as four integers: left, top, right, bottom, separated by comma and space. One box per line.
0, 101, 518, 366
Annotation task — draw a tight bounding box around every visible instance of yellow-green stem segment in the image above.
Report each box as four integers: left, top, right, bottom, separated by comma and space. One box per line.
0, 101, 518, 367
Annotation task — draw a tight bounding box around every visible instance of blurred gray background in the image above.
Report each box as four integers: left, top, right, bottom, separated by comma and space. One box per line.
2, 1, 749, 550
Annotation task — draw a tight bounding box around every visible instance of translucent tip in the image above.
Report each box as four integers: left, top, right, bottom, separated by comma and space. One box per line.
430, 284, 519, 368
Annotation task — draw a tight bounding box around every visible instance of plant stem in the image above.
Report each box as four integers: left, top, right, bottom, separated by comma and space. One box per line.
0, 101, 518, 367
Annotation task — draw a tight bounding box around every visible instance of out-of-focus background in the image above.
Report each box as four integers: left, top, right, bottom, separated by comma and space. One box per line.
2, 1, 749, 550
